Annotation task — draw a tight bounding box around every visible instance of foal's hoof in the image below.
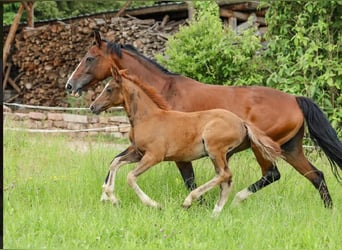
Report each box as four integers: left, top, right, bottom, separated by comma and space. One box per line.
111, 200, 120, 207
100, 192, 110, 202
182, 204, 191, 210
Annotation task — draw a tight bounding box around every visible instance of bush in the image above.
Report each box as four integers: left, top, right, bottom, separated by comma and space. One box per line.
262, 0, 342, 135
156, 1, 264, 86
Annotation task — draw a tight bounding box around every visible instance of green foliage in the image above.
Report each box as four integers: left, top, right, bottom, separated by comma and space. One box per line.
262, 0, 342, 135
3, 1, 156, 24
34, 1, 60, 20
156, 1, 264, 85
3, 3, 25, 25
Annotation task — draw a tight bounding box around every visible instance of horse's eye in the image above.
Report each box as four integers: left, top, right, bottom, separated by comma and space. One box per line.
86, 57, 95, 63
106, 87, 112, 93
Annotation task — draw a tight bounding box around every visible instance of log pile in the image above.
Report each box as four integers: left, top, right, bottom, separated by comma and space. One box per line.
11, 15, 185, 107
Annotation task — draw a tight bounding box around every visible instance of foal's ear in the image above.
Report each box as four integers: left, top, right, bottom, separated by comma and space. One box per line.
111, 67, 122, 84
94, 30, 102, 48
119, 69, 128, 75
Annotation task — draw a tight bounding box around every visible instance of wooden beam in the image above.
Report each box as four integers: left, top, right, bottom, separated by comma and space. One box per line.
220, 8, 250, 20
229, 17, 237, 31
126, 3, 188, 17
3, 63, 12, 90
220, 9, 266, 25
225, 2, 260, 11
186, 1, 195, 21
3, 2, 24, 68
115, 0, 133, 18
7, 77, 21, 93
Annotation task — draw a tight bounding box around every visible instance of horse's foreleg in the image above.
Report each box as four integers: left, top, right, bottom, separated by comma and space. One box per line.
101, 145, 142, 204
127, 152, 162, 208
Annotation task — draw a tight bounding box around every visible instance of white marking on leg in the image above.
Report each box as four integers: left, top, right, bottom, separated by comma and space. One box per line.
100, 156, 131, 204
212, 181, 233, 217
231, 188, 254, 206
183, 175, 221, 209
127, 171, 161, 208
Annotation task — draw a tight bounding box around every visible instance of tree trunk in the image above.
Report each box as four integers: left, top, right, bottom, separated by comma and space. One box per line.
3, 3, 25, 67
23, 1, 35, 28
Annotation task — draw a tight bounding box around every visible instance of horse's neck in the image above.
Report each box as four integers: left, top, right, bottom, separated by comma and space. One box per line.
114, 50, 169, 93
122, 80, 161, 126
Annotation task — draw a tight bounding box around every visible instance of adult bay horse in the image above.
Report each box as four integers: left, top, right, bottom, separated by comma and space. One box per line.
66, 31, 342, 208
89, 68, 281, 215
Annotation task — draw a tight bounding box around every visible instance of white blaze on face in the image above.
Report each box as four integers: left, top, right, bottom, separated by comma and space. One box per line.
103, 83, 110, 94
65, 60, 83, 89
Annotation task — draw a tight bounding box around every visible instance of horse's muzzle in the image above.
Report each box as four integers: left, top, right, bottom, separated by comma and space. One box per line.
65, 83, 82, 97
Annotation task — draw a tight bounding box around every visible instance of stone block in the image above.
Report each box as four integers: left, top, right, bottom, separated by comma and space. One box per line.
29, 112, 47, 120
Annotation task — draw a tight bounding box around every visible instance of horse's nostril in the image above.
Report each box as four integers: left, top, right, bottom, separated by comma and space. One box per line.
66, 84, 72, 90
90, 105, 94, 111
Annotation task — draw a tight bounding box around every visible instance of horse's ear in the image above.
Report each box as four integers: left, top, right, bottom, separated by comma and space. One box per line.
111, 67, 122, 84
94, 30, 102, 48
119, 69, 128, 76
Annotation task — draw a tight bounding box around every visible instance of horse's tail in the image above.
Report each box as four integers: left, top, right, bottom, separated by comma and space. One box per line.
244, 123, 282, 163
296, 96, 342, 181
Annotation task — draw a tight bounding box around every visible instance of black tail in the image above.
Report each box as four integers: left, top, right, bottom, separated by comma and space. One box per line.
296, 96, 342, 182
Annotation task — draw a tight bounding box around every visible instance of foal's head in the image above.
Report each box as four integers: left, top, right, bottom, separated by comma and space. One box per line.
89, 67, 125, 115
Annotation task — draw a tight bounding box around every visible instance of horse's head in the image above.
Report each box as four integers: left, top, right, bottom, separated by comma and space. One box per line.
89, 67, 125, 114
65, 31, 113, 97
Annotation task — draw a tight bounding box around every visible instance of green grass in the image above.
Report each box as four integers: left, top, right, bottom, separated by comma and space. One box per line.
3, 130, 341, 249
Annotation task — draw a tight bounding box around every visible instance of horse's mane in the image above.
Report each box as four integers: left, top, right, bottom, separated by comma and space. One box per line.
106, 41, 178, 76
121, 72, 171, 111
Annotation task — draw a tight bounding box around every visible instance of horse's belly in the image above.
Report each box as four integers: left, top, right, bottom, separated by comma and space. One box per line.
164, 142, 207, 162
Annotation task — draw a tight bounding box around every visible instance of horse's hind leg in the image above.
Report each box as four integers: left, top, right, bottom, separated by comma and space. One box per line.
176, 161, 197, 190
281, 127, 332, 208
101, 145, 142, 204
232, 144, 280, 206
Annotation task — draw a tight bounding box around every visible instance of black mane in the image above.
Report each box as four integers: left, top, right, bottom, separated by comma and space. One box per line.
106, 41, 178, 76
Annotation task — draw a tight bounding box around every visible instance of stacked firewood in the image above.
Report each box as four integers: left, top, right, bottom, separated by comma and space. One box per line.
11, 15, 185, 107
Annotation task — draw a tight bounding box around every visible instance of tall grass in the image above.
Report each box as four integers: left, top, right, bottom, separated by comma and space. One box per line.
3, 130, 341, 249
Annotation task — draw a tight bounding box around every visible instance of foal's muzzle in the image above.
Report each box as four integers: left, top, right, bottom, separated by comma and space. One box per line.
89, 104, 101, 115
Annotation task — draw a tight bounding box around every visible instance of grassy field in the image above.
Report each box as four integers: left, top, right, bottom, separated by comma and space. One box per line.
3, 129, 341, 249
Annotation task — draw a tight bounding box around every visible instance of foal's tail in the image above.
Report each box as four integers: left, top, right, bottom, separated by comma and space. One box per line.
244, 123, 282, 163
296, 96, 342, 181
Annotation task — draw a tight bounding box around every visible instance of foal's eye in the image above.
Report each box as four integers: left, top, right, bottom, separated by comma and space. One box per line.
106, 87, 112, 93
86, 57, 95, 63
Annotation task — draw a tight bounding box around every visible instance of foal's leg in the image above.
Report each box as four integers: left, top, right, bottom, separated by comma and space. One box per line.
232, 144, 280, 206
101, 145, 141, 203
183, 154, 232, 216
127, 152, 162, 208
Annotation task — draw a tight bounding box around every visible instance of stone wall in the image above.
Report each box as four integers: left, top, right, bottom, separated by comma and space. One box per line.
3, 106, 130, 138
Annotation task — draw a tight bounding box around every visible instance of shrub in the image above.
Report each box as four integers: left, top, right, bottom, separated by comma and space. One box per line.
156, 1, 264, 86
262, 0, 342, 135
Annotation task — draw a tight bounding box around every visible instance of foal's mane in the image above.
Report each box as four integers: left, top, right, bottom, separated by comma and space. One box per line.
121, 72, 171, 111
106, 41, 178, 76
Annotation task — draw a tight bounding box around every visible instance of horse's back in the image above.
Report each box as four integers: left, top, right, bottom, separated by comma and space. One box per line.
170, 76, 303, 144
